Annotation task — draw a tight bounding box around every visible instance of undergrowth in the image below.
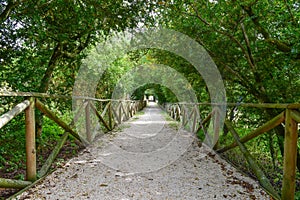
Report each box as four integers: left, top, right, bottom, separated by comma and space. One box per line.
0, 110, 83, 198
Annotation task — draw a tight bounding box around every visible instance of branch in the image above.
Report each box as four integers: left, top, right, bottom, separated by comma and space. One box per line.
241, 4, 299, 58
189, 5, 258, 71
0, 1, 17, 23
196, 36, 252, 89
0, 0, 28, 23
61, 32, 92, 59
283, 0, 296, 25
240, 19, 256, 68
38, 43, 62, 93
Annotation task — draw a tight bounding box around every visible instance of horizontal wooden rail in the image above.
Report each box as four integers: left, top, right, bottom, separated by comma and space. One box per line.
35, 99, 81, 141
217, 112, 285, 153
2, 91, 299, 108
291, 110, 300, 123
0, 91, 71, 99
0, 91, 138, 102
177, 102, 300, 109
0, 100, 30, 129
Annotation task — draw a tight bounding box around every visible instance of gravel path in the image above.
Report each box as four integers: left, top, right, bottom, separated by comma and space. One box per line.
16, 103, 269, 200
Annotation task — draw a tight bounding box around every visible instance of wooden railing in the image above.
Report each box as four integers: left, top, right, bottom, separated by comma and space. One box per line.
0, 91, 146, 189
163, 102, 300, 200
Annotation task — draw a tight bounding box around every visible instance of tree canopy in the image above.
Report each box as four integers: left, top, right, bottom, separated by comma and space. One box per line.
0, 0, 156, 95
1, 0, 299, 103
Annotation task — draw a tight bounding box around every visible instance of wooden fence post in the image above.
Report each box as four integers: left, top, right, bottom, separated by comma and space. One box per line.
108, 102, 113, 130
25, 97, 36, 181
118, 102, 122, 123
181, 104, 186, 127
281, 109, 298, 200
213, 107, 220, 149
192, 105, 198, 133
175, 104, 180, 121
85, 100, 91, 142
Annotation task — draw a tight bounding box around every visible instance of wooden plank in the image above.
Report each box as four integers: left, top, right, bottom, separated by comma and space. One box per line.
1, 91, 299, 108
38, 132, 69, 177
35, 99, 81, 141
0, 178, 31, 189
175, 104, 181, 121
213, 107, 220, 149
101, 102, 110, 118
121, 102, 129, 120
202, 110, 214, 125
217, 112, 285, 153
183, 106, 195, 128
111, 103, 121, 124
118, 102, 122, 123
0, 91, 70, 99
179, 102, 300, 109
131, 101, 136, 116
291, 110, 300, 123
128, 102, 133, 118
72, 101, 88, 124
170, 106, 174, 119
25, 97, 36, 182
85, 100, 92, 142
0, 100, 30, 129
281, 109, 298, 200
192, 105, 199, 133
180, 104, 186, 126
90, 103, 111, 131
108, 102, 113, 129
194, 110, 214, 143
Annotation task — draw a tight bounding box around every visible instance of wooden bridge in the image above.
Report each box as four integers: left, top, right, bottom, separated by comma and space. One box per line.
0, 91, 300, 200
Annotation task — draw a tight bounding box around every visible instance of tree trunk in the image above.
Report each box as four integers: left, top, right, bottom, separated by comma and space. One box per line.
36, 44, 61, 138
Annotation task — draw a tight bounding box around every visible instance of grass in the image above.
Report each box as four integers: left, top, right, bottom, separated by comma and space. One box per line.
135, 111, 145, 116
112, 124, 131, 132
161, 111, 180, 130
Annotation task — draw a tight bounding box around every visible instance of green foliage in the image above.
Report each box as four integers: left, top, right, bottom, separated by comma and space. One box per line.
157, 0, 300, 104
0, 107, 77, 180
1, 0, 157, 95
295, 191, 300, 200
0, 115, 26, 177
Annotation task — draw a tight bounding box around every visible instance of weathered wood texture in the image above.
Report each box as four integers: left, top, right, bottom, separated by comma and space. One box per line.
38, 132, 69, 178
281, 109, 298, 200
217, 112, 285, 153
0, 178, 31, 189
35, 99, 81, 141
25, 97, 36, 182
0, 100, 30, 129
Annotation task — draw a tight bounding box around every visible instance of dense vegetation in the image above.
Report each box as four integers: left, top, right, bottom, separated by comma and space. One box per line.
0, 0, 299, 198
